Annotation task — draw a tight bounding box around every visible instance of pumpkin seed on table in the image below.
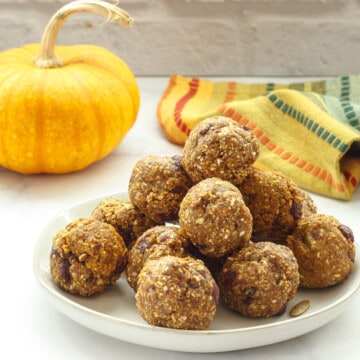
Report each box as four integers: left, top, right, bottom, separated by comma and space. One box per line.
0, 0, 139, 175
290, 300, 310, 317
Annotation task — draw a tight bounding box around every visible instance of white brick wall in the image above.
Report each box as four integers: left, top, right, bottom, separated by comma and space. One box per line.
1, 0, 360, 76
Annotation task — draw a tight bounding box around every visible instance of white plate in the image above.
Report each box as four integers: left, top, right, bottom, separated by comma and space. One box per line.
33, 192, 360, 353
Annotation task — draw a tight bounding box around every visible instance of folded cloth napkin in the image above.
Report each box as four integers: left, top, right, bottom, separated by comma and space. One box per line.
157, 74, 360, 200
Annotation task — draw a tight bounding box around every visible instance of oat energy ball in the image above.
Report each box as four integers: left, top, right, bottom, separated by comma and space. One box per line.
126, 225, 189, 291
50, 218, 127, 296
238, 167, 317, 244
91, 197, 158, 248
181, 116, 260, 185
218, 242, 300, 318
128, 154, 193, 223
179, 177, 252, 258
286, 214, 355, 288
135, 256, 219, 330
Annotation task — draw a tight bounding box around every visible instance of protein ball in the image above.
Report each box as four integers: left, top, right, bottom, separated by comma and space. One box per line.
286, 213, 355, 288
135, 255, 219, 330
238, 167, 317, 244
91, 197, 158, 248
50, 217, 127, 297
128, 154, 193, 223
218, 242, 300, 318
181, 116, 260, 185
126, 225, 189, 291
179, 177, 253, 258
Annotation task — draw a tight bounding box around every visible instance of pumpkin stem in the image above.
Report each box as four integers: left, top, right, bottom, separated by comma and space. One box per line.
35, 0, 133, 69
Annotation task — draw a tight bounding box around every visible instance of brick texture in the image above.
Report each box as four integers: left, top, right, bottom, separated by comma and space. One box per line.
0, 0, 359, 76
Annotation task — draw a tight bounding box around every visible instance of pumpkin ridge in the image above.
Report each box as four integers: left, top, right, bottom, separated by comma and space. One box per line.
40, 67, 95, 172
62, 66, 106, 162
78, 66, 129, 155
0, 68, 33, 171
32, 71, 47, 172
113, 72, 139, 125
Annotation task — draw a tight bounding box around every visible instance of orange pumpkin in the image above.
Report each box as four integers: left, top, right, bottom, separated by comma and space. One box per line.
0, 0, 140, 174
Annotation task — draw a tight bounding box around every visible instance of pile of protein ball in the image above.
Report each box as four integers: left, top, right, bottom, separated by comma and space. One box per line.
50, 116, 356, 330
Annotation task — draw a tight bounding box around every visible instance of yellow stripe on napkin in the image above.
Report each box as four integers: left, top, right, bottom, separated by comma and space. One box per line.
157, 75, 360, 200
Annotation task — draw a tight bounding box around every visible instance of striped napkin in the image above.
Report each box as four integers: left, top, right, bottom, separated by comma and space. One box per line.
157, 75, 360, 200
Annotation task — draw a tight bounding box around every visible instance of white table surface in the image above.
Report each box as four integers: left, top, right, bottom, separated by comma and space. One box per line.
2, 77, 359, 359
